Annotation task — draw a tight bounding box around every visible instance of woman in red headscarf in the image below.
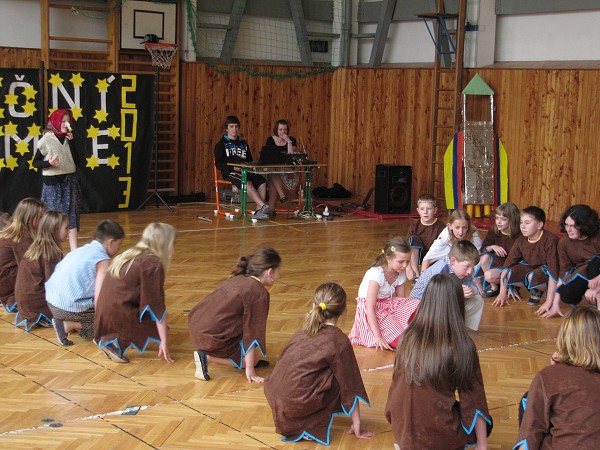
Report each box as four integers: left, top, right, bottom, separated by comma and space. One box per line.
34, 109, 81, 251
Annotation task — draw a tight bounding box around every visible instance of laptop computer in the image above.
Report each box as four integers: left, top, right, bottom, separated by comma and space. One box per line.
283, 152, 317, 165
259, 145, 285, 165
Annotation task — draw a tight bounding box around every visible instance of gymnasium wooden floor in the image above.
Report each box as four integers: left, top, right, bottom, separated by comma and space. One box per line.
0, 201, 564, 449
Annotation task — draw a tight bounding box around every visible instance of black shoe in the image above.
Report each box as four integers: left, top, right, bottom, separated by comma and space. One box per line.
482, 287, 500, 298
527, 289, 542, 305
52, 318, 74, 346
194, 350, 210, 380
254, 359, 270, 369
100, 343, 129, 363
37, 316, 53, 328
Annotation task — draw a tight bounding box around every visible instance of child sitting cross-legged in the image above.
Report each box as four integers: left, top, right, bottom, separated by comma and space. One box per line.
536, 204, 600, 318
348, 237, 421, 350
474, 202, 521, 298
406, 193, 446, 281
410, 240, 485, 331
420, 208, 483, 272
492, 206, 559, 309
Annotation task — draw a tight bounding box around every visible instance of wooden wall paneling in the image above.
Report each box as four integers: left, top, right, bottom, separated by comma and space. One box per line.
577, 71, 600, 209
571, 70, 585, 207
350, 69, 365, 195
328, 69, 349, 189
356, 69, 371, 195
415, 69, 433, 200
40, 0, 50, 66
556, 70, 575, 210
178, 64, 195, 195
0, 47, 41, 68
349, 68, 361, 193
309, 71, 333, 189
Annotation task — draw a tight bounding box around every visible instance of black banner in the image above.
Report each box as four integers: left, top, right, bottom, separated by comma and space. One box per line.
0, 69, 43, 212
0, 69, 154, 214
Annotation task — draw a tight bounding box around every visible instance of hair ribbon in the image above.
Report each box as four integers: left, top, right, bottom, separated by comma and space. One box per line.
319, 302, 327, 311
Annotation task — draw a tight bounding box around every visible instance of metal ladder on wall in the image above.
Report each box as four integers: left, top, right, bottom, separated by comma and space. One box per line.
417, 0, 466, 209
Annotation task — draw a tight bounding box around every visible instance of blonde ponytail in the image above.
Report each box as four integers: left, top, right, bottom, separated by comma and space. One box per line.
302, 282, 347, 335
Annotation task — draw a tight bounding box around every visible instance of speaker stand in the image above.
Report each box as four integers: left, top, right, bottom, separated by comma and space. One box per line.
137, 66, 172, 212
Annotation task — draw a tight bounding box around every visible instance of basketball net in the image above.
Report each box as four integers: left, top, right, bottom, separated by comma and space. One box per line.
145, 43, 178, 70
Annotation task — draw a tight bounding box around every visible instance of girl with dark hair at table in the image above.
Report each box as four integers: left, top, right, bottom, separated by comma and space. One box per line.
264, 119, 298, 210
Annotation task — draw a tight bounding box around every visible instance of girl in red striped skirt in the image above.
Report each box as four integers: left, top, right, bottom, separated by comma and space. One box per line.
348, 237, 420, 350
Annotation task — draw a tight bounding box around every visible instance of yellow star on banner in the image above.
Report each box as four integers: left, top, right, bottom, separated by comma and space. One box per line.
96, 78, 110, 92
86, 154, 100, 170
22, 101, 37, 116
0, 126, 3, 137
0, 77, 3, 87
94, 109, 108, 123
0, 108, 4, 119
27, 123, 41, 137
107, 124, 120, 140
22, 85, 38, 100
4, 121, 18, 136
106, 154, 120, 169
86, 125, 100, 139
4, 93, 18, 106
49, 73, 64, 87
28, 156, 37, 171
70, 73, 84, 87
48, 107, 57, 116
0, 158, 5, 170
71, 106, 83, 120
15, 140, 30, 156
6, 155, 18, 171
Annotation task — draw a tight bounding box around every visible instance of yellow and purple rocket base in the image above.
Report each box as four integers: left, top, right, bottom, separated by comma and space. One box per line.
444, 131, 508, 213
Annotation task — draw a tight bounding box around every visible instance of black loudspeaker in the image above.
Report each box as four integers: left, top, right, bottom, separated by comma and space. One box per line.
374, 164, 412, 214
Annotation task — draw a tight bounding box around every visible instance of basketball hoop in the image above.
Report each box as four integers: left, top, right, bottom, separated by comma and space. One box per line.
145, 42, 178, 70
